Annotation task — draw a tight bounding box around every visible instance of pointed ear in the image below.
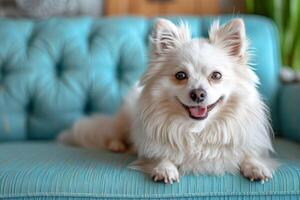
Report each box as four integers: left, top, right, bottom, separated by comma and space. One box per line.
209, 19, 248, 58
151, 18, 191, 54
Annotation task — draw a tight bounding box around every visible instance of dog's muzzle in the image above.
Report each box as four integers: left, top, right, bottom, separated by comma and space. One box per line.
177, 96, 224, 120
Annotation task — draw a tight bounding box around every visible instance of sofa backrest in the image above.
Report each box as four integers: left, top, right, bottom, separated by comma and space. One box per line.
0, 16, 280, 140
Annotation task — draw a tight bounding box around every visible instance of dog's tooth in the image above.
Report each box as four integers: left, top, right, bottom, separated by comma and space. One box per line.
261, 180, 265, 184
250, 178, 254, 182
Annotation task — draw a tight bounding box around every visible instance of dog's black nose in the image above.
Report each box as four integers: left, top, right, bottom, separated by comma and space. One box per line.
190, 88, 207, 103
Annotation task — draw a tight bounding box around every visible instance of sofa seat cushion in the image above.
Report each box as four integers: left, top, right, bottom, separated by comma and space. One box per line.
0, 138, 299, 200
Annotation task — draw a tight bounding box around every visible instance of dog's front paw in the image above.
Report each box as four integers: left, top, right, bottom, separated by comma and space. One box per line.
151, 160, 179, 184
240, 159, 272, 183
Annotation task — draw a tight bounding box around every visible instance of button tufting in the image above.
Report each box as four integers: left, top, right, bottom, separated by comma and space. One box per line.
87, 31, 95, 50
0, 67, 6, 90
87, 29, 102, 50
83, 100, 92, 115
54, 59, 65, 77
26, 99, 34, 114
27, 32, 37, 48
0, 64, 6, 79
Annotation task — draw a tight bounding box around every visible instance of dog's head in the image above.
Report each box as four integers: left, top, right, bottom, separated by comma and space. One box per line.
140, 18, 258, 132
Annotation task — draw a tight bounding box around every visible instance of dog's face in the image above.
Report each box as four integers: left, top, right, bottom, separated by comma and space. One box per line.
141, 18, 255, 131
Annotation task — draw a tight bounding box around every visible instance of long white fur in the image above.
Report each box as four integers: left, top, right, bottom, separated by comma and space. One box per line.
58, 18, 277, 183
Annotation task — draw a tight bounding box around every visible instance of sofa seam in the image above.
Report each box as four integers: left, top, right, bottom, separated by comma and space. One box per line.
0, 191, 300, 199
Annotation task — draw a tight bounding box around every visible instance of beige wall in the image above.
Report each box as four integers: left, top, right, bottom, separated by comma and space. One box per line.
220, 0, 246, 13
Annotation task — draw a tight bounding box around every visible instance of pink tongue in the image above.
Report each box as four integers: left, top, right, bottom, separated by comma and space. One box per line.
189, 106, 207, 118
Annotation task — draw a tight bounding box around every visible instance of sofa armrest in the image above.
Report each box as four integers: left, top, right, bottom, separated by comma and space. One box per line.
279, 84, 300, 142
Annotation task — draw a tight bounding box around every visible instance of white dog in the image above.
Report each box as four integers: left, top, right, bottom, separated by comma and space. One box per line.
59, 18, 277, 184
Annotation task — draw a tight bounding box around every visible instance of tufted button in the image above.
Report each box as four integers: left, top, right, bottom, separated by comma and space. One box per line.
26, 99, 34, 114
0, 66, 7, 91
0, 63, 5, 78
54, 59, 65, 77
83, 97, 93, 115
87, 31, 95, 49
27, 32, 36, 48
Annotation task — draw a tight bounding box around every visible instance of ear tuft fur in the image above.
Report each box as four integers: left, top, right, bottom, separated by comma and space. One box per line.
209, 18, 248, 58
151, 18, 191, 54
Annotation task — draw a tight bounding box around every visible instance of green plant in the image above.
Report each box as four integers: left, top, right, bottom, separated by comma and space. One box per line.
246, 0, 300, 69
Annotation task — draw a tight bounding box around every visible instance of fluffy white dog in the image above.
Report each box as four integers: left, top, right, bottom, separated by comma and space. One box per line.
59, 18, 277, 184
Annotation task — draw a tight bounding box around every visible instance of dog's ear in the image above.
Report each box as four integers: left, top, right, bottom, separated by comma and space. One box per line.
209, 19, 248, 58
151, 18, 191, 54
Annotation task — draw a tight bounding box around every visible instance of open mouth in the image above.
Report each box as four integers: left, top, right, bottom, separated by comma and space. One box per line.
177, 96, 224, 120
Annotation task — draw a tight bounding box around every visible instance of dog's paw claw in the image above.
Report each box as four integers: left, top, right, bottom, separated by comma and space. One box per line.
152, 172, 179, 184
241, 161, 272, 182
151, 162, 179, 184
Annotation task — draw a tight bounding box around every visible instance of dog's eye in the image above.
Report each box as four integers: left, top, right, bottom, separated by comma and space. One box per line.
210, 71, 222, 80
175, 71, 187, 80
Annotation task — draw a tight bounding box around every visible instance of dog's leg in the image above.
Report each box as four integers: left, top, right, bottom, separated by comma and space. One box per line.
240, 154, 274, 183
151, 159, 179, 184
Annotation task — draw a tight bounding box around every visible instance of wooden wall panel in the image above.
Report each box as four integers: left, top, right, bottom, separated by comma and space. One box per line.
104, 0, 221, 16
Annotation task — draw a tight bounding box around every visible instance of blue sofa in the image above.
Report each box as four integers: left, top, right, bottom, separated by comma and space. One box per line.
0, 15, 299, 200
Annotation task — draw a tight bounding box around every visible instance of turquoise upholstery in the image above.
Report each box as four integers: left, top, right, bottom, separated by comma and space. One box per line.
0, 138, 299, 200
0, 15, 299, 199
0, 17, 147, 140
279, 84, 300, 142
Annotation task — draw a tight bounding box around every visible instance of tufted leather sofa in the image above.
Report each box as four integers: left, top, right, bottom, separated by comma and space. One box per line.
0, 16, 299, 200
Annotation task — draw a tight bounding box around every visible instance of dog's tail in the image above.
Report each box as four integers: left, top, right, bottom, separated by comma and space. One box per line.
57, 85, 141, 152
57, 110, 131, 152
58, 129, 77, 145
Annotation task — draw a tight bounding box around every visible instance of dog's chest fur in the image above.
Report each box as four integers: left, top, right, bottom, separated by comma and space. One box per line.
134, 117, 244, 175
178, 135, 242, 174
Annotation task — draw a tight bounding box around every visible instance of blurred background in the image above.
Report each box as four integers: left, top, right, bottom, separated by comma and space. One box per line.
0, 0, 298, 78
